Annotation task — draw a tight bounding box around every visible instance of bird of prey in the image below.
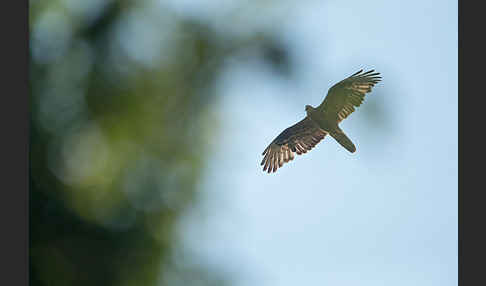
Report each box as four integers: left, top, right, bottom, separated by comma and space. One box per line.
260, 69, 381, 173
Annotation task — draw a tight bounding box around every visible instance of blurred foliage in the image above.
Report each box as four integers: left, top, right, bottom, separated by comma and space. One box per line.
29, 1, 392, 285
28, 1, 285, 285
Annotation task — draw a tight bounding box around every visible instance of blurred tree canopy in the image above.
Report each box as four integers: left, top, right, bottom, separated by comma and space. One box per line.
29, 0, 393, 285
28, 1, 289, 285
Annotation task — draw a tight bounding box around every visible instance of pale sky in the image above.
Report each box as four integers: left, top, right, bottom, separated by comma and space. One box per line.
176, 0, 457, 285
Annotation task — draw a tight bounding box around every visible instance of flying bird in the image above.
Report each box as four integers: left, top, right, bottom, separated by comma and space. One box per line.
260, 69, 382, 173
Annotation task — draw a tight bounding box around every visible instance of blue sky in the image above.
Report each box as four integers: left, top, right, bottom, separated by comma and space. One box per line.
176, 0, 457, 285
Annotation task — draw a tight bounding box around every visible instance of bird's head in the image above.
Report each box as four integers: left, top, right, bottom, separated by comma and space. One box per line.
305, 105, 314, 114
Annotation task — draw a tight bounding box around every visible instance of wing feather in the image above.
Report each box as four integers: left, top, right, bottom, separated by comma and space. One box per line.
261, 117, 327, 173
317, 69, 381, 123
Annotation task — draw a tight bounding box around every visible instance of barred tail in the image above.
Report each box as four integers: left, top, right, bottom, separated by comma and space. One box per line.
330, 130, 356, 153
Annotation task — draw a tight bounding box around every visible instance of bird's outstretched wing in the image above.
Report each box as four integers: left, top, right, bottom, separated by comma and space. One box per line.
317, 69, 381, 123
261, 117, 327, 173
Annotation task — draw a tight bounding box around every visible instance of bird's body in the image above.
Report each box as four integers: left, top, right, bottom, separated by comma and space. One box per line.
261, 69, 381, 173
305, 105, 335, 131
305, 105, 356, 153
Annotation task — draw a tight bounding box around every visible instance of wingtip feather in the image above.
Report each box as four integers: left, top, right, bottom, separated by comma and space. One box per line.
350, 69, 363, 77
